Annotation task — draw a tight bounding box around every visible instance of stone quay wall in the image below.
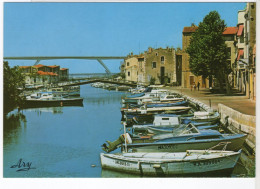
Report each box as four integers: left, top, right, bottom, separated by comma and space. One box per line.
175, 92, 255, 154
218, 103, 256, 154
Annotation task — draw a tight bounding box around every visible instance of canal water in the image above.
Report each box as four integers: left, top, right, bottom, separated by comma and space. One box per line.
3, 85, 249, 177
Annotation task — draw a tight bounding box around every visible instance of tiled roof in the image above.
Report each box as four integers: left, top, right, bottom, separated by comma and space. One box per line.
34, 64, 45, 68
37, 71, 58, 76
223, 27, 238, 35
183, 27, 198, 33
183, 26, 238, 35
60, 68, 68, 70
48, 65, 59, 68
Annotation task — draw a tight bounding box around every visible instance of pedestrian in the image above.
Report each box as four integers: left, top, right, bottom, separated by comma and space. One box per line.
197, 82, 200, 91
193, 82, 196, 91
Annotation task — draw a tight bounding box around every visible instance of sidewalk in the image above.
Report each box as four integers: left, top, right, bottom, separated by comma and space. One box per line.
164, 87, 256, 116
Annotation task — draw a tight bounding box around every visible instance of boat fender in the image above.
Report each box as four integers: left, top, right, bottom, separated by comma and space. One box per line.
138, 161, 141, 170
122, 133, 132, 144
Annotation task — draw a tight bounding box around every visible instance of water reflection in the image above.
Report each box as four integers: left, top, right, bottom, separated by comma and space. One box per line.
81, 86, 128, 105
4, 112, 27, 146
23, 107, 64, 114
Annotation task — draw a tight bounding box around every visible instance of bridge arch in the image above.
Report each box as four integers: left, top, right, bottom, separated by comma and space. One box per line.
4, 56, 126, 74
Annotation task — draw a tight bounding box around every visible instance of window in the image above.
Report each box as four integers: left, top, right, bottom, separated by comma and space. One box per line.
162, 118, 169, 120
240, 35, 244, 43
156, 53, 158, 56
224, 35, 233, 41
127, 62, 130, 66
161, 56, 165, 64
152, 62, 157, 68
227, 47, 231, 59
128, 72, 130, 76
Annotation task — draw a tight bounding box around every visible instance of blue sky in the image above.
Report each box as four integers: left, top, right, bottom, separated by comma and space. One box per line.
4, 2, 246, 73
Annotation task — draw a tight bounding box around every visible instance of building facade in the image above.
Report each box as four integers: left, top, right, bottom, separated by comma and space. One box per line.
124, 53, 139, 83
123, 47, 177, 85
236, 2, 256, 99
182, 26, 209, 88
19, 64, 69, 86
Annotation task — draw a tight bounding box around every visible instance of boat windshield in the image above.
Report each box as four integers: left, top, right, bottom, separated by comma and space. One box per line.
176, 123, 199, 136
151, 123, 200, 140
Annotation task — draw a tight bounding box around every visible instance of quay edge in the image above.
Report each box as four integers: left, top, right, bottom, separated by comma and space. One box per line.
169, 90, 255, 176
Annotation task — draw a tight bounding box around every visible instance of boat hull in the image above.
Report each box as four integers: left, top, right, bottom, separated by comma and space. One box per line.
146, 124, 219, 134
126, 135, 247, 153
100, 151, 241, 177
22, 98, 83, 108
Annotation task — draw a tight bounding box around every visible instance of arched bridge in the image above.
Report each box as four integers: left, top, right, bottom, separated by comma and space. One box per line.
4, 56, 126, 74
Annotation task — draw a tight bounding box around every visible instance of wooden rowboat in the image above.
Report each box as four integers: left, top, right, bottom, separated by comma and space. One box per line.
100, 149, 241, 177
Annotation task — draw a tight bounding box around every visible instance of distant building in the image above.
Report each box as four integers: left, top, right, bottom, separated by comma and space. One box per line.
19, 64, 69, 86
124, 53, 139, 83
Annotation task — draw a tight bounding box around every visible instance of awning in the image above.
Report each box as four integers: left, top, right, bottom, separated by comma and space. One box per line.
237, 49, 244, 61
237, 25, 244, 36
238, 58, 249, 65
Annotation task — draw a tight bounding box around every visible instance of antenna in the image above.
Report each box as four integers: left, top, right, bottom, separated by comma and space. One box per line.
123, 122, 127, 153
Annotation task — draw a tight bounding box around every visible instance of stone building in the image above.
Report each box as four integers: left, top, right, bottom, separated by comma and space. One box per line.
143, 47, 176, 85
181, 26, 238, 89
236, 2, 256, 99
124, 53, 139, 83
223, 27, 238, 87
124, 47, 177, 85
182, 26, 209, 88
248, 3, 256, 100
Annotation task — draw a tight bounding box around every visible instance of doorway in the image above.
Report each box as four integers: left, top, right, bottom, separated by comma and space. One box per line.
160, 66, 165, 84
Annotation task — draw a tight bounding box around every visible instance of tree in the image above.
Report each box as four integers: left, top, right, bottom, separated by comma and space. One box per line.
186, 11, 232, 94
4, 61, 25, 114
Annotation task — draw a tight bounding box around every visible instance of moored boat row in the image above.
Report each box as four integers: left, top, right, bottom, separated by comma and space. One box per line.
91, 82, 132, 91
99, 85, 247, 177
21, 85, 83, 108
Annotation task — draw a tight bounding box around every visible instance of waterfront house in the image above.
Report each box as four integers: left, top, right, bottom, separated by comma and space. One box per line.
19, 64, 69, 86
124, 47, 177, 85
